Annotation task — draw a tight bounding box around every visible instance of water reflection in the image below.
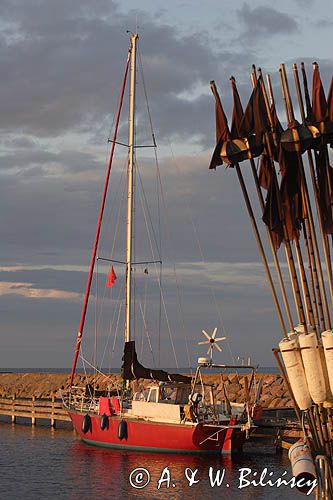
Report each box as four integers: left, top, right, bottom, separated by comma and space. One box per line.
0, 423, 304, 499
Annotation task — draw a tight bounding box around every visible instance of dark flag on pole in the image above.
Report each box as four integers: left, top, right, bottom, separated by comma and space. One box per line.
106, 266, 117, 287
279, 148, 305, 241
315, 148, 333, 234
270, 101, 284, 142
312, 64, 328, 123
260, 155, 284, 249
259, 154, 271, 190
209, 81, 231, 170
312, 65, 333, 227
301, 63, 314, 123
230, 77, 244, 139
240, 77, 270, 143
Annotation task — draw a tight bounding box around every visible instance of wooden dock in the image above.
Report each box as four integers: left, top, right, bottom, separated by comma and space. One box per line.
0, 394, 71, 427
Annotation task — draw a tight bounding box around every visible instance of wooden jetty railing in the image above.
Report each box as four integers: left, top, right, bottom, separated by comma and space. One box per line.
0, 394, 71, 427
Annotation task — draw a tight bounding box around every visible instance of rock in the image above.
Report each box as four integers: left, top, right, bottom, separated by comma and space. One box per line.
268, 398, 282, 408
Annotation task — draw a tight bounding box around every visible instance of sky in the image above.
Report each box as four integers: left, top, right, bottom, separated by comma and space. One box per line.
1, 0, 333, 370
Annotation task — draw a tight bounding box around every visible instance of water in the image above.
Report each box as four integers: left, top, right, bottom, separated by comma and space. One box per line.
0, 421, 309, 499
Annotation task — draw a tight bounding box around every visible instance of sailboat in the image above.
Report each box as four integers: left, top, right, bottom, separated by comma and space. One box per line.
62, 33, 256, 454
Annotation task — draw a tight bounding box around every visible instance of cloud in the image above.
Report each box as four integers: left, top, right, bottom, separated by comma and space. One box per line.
0, 260, 282, 368
237, 4, 298, 43
0, 0, 221, 142
2, 0, 322, 369
0, 281, 81, 300
295, 0, 312, 5
0, 144, 265, 267
0, 0, 262, 148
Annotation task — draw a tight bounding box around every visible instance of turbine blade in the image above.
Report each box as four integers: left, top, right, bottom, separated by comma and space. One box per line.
215, 344, 223, 352
212, 328, 218, 339
202, 330, 211, 341
198, 340, 210, 345
215, 337, 226, 341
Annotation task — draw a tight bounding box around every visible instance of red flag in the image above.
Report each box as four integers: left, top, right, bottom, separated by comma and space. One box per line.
260, 155, 284, 249
230, 77, 244, 139
279, 148, 305, 242
240, 77, 270, 142
315, 148, 333, 234
106, 266, 117, 287
259, 154, 272, 191
209, 80, 231, 170
312, 64, 328, 122
301, 64, 314, 123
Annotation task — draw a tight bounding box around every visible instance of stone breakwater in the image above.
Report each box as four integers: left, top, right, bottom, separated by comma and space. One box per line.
0, 372, 293, 408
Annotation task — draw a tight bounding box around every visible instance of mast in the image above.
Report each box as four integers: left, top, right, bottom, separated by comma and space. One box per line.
69, 47, 130, 386
125, 33, 138, 343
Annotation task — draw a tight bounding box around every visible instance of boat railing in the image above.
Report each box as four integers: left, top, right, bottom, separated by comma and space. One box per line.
197, 402, 245, 424
61, 386, 100, 413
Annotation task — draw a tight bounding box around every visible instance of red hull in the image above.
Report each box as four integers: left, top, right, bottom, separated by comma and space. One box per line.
69, 411, 246, 454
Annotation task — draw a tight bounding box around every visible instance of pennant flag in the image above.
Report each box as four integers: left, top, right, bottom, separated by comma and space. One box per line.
230, 77, 244, 139
261, 155, 284, 249
106, 266, 117, 287
314, 148, 333, 234
209, 80, 231, 170
301, 64, 314, 123
312, 63, 328, 123
279, 148, 305, 242
270, 101, 284, 141
259, 154, 272, 191
240, 77, 270, 142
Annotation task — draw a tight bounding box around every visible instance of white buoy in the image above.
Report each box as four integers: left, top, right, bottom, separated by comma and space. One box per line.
319, 341, 333, 407
299, 331, 327, 404
322, 330, 333, 398
279, 335, 312, 410
288, 439, 316, 494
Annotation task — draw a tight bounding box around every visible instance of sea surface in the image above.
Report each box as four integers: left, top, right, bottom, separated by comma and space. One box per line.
0, 421, 308, 499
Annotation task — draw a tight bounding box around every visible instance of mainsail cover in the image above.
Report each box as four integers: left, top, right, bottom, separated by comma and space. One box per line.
122, 341, 192, 384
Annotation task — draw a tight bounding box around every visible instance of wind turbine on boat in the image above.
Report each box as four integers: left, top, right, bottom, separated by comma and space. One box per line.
198, 327, 226, 363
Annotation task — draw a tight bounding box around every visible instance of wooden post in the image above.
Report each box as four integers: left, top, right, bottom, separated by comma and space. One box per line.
303, 219, 324, 331
256, 70, 308, 330
51, 394, 56, 428
216, 76, 288, 336
294, 63, 333, 326
280, 64, 331, 331
307, 407, 322, 452
294, 239, 315, 328
235, 163, 288, 337
277, 66, 316, 331
318, 403, 332, 458
242, 73, 294, 331
31, 396, 36, 426
248, 157, 294, 331
11, 393, 16, 424
302, 220, 321, 329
